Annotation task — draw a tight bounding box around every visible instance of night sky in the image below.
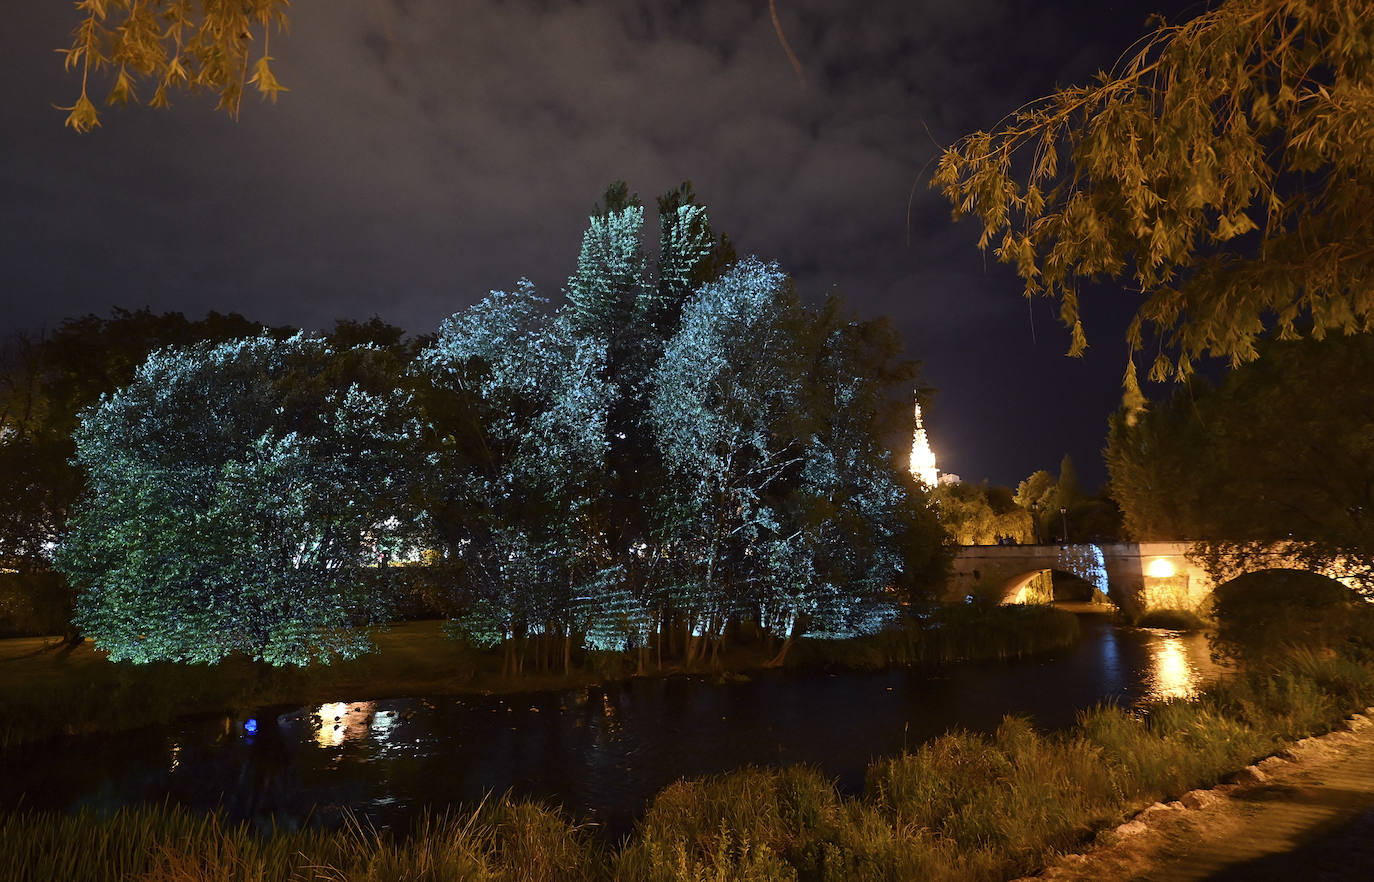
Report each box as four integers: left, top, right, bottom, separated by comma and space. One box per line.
2, 0, 1203, 489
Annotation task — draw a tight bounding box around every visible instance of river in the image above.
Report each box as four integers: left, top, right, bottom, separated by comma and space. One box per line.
1, 615, 1219, 838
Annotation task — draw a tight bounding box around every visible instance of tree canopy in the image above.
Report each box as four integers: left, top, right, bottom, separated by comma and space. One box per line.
0, 309, 272, 572
932, 0, 1374, 392
932, 481, 1032, 546
57, 333, 420, 665
39, 183, 947, 669
414, 185, 946, 670
1106, 332, 1374, 591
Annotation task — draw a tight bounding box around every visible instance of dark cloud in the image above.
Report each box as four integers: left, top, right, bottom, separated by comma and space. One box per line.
1, 0, 1197, 487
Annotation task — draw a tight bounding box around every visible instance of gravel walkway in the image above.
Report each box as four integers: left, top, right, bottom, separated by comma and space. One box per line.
1021, 708, 1374, 881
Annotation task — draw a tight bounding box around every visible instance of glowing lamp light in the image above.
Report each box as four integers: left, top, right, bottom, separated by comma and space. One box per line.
1146, 558, 1176, 579
244, 718, 258, 734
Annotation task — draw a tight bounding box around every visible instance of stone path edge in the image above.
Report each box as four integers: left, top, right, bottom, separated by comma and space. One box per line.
1012, 706, 1374, 881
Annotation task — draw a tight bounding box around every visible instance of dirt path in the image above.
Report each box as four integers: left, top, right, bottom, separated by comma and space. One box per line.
1020, 708, 1374, 881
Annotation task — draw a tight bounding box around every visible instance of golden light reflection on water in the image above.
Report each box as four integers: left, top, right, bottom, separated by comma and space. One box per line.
601, 692, 623, 737
1145, 635, 1201, 701
312, 701, 383, 748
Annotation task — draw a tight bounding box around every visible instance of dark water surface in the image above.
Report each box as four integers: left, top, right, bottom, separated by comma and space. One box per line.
1, 617, 1218, 837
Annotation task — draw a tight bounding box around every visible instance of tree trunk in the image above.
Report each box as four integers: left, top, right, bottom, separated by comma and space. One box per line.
685, 620, 699, 667
765, 632, 795, 668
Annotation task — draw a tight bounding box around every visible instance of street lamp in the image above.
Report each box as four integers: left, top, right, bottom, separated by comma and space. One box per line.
1059, 506, 1069, 544
1030, 502, 1040, 545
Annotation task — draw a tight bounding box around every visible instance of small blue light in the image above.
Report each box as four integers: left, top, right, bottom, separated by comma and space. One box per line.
244, 718, 258, 734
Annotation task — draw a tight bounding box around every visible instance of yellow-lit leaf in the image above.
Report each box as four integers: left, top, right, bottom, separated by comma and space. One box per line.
59, 93, 101, 133
249, 55, 288, 101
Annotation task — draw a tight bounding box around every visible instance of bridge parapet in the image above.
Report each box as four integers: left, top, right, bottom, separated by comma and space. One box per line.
949, 541, 1215, 617
948, 540, 1358, 616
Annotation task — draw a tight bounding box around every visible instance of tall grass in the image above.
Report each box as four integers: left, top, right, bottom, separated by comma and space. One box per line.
1, 797, 604, 882
613, 651, 1374, 882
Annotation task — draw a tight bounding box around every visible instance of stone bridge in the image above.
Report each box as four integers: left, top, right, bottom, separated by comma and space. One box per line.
948, 542, 1353, 617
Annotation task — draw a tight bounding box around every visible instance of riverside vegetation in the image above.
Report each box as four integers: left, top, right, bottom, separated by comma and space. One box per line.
5, 649, 1374, 882
0, 604, 1079, 750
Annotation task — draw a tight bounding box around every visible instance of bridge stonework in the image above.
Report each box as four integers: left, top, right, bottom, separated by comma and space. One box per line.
948, 542, 1218, 618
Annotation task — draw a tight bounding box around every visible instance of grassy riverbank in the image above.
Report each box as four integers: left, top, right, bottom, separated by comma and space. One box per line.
6, 650, 1373, 881
0, 606, 1081, 749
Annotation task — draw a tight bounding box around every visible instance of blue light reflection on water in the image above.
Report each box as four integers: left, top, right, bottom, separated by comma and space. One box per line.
0, 617, 1219, 838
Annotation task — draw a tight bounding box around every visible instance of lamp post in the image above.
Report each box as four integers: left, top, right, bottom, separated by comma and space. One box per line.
1060, 506, 1069, 544
1030, 502, 1040, 545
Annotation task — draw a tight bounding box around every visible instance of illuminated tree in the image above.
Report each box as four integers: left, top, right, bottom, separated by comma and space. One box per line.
0, 310, 276, 639
0, 310, 270, 570
932, 0, 1374, 393
60, 0, 290, 132
648, 260, 943, 663
1013, 456, 1119, 544
415, 283, 615, 673
57, 333, 419, 665
753, 310, 947, 662
567, 182, 734, 665
932, 481, 1033, 546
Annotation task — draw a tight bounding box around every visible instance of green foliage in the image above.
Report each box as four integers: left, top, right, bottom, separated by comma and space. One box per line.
1106, 333, 1374, 587
56, 334, 420, 666
1013, 456, 1121, 543
0, 309, 272, 574
651, 260, 943, 654
59, 0, 292, 132
931, 481, 1031, 545
417, 184, 947, 669
933, 0, 1374, 385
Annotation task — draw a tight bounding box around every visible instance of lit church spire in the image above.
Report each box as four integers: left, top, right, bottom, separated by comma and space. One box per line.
909, 398, 939, 486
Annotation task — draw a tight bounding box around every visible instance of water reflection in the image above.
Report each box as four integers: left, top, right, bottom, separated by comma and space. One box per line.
1143, 632, 1209, 701
311, 701, 379, 748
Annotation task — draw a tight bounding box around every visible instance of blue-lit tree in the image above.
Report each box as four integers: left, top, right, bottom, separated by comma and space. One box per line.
57, 334, 420, 665
649, 258, 810, 661
649, 262, 944, 664
415, 282, 615, 674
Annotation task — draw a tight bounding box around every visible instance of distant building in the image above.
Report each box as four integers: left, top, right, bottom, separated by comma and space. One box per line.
909, 398, 939, 487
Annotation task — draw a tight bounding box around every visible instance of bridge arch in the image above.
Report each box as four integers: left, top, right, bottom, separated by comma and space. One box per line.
950, 541, 1359, 619
951, 543, 1115, 607
995, 567, 1112, 606
1212, 567, 1357, 603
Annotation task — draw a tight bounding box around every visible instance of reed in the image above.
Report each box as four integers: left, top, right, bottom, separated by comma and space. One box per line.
1, 796, 602, 882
